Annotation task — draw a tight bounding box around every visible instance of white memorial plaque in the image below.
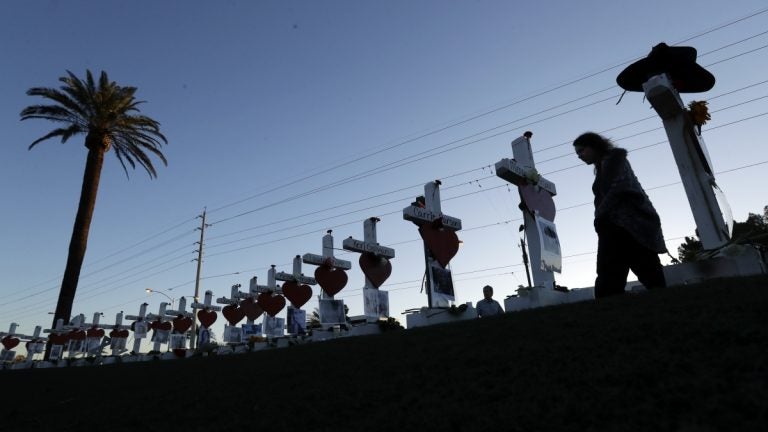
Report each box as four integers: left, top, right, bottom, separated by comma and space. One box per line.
0, 350, 15, 362
28, 342, 45, 354
169, 334, 187, 349
319, 299, 346, 325
263, 316, 284, 338
428, 264, 455, 307
364, 288, 390, 318
133, 322, 148, 339
536, 214, 562, 273
151, 330, 170, 344
223, 326, 243, 343
68, 339, 85, 354
49, 345, 63, 361
110, 337, 127, 351
242, 324, 262, 337
287, 307, 307, 335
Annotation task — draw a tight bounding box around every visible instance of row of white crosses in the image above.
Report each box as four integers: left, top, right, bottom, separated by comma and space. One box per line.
1, 323, 43, 363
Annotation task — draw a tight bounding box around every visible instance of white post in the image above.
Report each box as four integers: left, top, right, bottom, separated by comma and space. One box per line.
643, 74, 731, 249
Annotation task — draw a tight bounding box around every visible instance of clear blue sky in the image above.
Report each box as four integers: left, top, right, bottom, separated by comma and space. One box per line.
1, 1, 767, 340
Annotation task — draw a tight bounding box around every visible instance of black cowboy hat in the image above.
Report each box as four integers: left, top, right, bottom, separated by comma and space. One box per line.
616, 42, 715, 93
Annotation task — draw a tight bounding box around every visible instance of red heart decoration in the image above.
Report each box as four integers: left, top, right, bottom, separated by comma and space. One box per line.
109, 329, 129, 339
359, 253, 393, 288
172, 316, 193, 333
68, 329, 86, 341
1, 335, 20, 350
151, 321, 172, 332
49, 333, 69, 345
173, 349, 186, 358
282, 281, 313, 308
257, 292, 286, 317
222, 304, 246, 325
239, 298, 264, 321
315, 266, 348, 297
418, 223, 460, 268
197, 310, 217, 328
519, 184, 556, 222
86, 328, 105, 338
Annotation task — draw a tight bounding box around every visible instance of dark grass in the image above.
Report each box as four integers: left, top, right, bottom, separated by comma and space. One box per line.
2, 276, 767, 432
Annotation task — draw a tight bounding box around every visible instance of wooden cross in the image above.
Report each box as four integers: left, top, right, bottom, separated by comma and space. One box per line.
302, 230, 349, 299
495, 132, 562, 289
105, 312, 130, 356
125, 303, 149, 355
643, 74, 732, 249
146, 303, 172, 352
402, 180, 462, 308
343, 217, 396, 319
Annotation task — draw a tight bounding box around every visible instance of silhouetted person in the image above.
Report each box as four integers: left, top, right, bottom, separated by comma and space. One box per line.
573, 132, 667, 298
476, 285, 504, 318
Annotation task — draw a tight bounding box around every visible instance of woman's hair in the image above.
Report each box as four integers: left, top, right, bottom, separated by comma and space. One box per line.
573, 132, 615, 154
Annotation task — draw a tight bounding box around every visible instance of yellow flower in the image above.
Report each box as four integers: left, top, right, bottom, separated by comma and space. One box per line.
688, 100, 711, 127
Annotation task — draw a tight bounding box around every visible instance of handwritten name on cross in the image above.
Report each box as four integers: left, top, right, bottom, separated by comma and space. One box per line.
642, 74, 731, 249
125, 303, 149, 355
403, 180, 463, 308
495, 132, 561, 289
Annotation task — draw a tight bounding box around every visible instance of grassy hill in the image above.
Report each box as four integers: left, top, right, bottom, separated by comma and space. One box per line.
2, 276, 767, 432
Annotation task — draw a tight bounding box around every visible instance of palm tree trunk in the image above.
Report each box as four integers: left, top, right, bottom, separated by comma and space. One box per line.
46, 141, 105, 359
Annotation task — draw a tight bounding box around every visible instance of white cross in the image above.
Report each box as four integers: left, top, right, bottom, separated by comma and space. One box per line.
343, 217, 396, 320
495, 133, 561, 289
217, 284, 243, 306
191, 291, 222, 312
402, 180, 463, 308
402, 180, 463, 230
165, 297, 193, 318
302, 231, 348, 300
105, 312, 129, 356
146, 303, 171, 352
125, 303, 149, 355
277, 255, 317, 286
643, 74, 732, 249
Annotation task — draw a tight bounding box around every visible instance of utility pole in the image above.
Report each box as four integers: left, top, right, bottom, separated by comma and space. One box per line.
190, 208, 208, 349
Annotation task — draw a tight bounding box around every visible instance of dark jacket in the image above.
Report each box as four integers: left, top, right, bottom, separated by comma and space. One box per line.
593, 148, 667, 253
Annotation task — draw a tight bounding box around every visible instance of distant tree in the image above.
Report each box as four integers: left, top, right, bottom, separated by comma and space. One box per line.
20, 70, 168, 356
677, 205, 768, 262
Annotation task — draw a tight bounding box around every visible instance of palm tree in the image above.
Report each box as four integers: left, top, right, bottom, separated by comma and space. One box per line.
20, 70, 168, 348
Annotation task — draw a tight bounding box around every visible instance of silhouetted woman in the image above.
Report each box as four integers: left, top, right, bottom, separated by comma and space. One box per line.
573, 132, 667, 298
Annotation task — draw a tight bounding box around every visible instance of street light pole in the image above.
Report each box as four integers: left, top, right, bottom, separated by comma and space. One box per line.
145, 288, 174, 308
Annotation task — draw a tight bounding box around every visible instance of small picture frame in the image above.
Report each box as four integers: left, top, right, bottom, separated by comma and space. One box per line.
0, 350, 16, 363
242, 323, 262, 337
223, 326, 243, 344
49, 345, 63, 361
133, 322, 148, 339
169, 333, 186, 350
319, 299, 345, 325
